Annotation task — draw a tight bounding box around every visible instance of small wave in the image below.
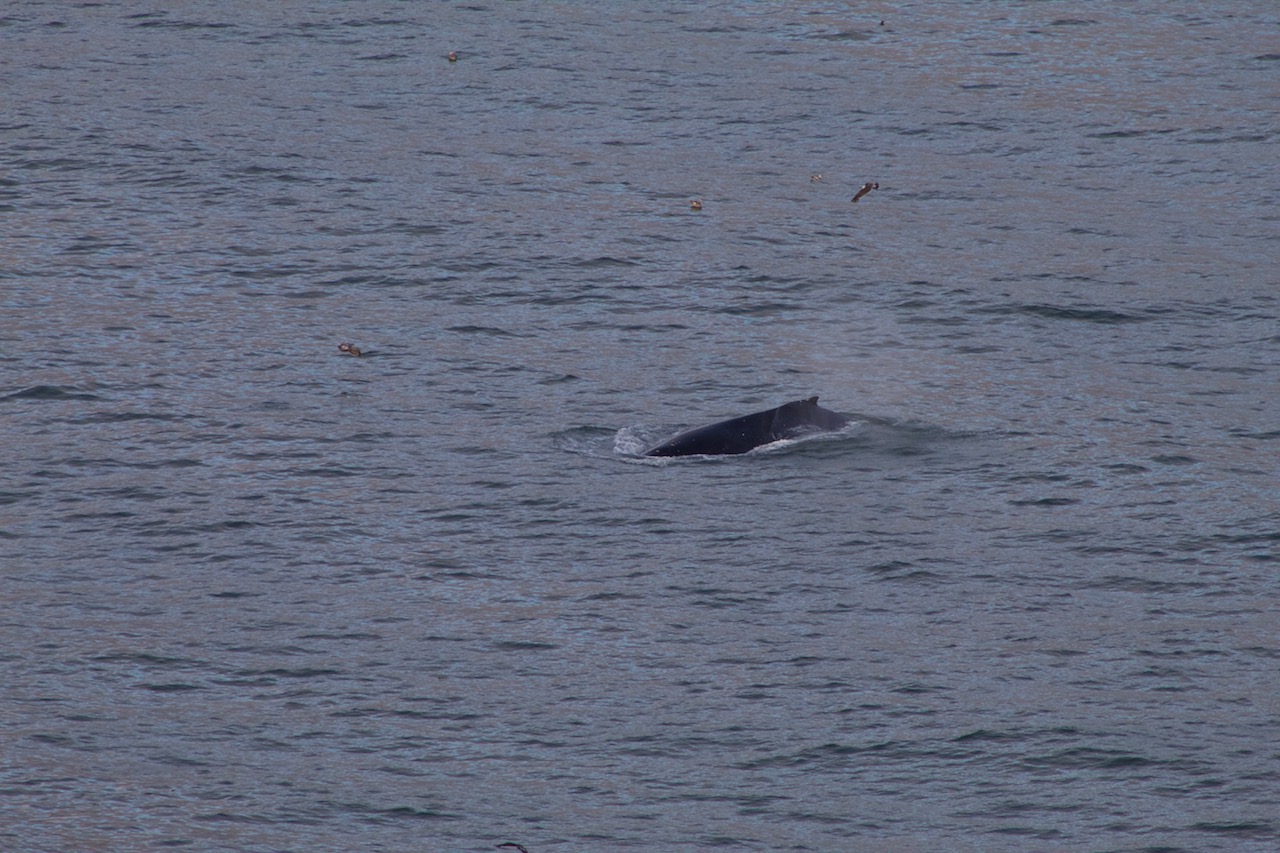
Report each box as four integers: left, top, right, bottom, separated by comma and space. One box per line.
65, 411, 181, 424
1008, 497, 1078, 507
573, 255, 640, 268
548, 425, 624, 458
1, 384, 101, 402
612, 426, 650, 458
445, 324, 527, 337
977, 303, 1153, 324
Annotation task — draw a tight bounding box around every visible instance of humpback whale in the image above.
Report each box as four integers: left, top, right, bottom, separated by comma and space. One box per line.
644, 396, 850, 457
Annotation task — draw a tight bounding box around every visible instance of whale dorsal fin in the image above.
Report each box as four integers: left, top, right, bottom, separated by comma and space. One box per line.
805, 396, 819, 405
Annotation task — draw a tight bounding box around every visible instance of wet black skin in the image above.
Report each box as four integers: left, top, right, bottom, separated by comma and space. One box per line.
644, 396, 850, 457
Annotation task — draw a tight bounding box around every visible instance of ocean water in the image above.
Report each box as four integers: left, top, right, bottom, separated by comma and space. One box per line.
2, 2, 1278, 852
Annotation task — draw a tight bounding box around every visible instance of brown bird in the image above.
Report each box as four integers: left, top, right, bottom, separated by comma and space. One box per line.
337, 342, 362, 357
852, 182, 879, 203
690, 198, 703, 211
447, 51, 458, 62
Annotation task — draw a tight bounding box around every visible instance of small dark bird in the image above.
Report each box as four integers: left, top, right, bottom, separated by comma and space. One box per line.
810, 174, 823, 182
447, 51, 458, 62
690, 198, 703, 210
851, 182, 879, 203
338, 342, 362, 357
497, 845, 530, 853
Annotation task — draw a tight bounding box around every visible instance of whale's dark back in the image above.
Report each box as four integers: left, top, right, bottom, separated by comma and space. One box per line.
644, 396, 850, 457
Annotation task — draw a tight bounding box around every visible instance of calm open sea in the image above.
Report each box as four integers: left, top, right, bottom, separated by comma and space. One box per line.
3, 2, 1278, 852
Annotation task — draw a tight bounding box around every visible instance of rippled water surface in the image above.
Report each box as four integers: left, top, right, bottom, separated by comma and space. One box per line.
3, 3, 1278, 852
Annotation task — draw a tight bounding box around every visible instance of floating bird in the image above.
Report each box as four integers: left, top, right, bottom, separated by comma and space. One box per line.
447, 51, 458, 62
851, 181, 879, 203
690, 198, 703, 210
497, 845, 529, 853
338, 342, 362, 357
810, 174, 823, 182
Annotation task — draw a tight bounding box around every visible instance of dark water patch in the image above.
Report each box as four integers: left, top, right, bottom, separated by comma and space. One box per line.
187, 519, 258, 533
1186, 129, 1274, 145
154, 755, 209, 768
1009, 497, 1078, 507
15, 156, 94, 172
2, 385, 102, 402
901, 311, 967, 326
61, 236, 142, 255
860, 558, 931, 578
236, 668, 343, 680
331, 707, 484, 722
93, 653, 206, 670
419, 633, 475, 643
128, 16, 236, 31
524, 290, 620, 308
1151, 454, 1198, 466
386, 221, 446, 236
809, 30, 872, 43
297, 632, 383, 641
1022, 747, 1166, 771
953, 728, 1037, 743
192, 811, 271, 824
1010, 472, 1071, 484
325, 273, 418, 287
64, 510, 137, 522
1084, 575, 1210, 594
978, 303, 1153, 324
445, 325, 528, 337
891, 682, 947, 696
490, 641, 559, 652
1189, 820, 1276, 839
1192, 364, 1269, 377
947, 119, 1007, 133
1088, 128, 1180, 139
579, 590, 644, 602
573, 255, 640, 268
536, 373, 581, 386
0, 490, 37, 508
282, 465, 361, 478
332, 802, 461, 823
62, 411, 183, 424
125, 457, 205, 470
739, 739, 969, 772
230, 164, 310, 183
988, 825, 1069, 840
895, 187, 975, 201
717, 300, 802, 317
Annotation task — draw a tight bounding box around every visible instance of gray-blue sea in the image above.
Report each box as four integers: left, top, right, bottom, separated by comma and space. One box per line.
3, 2, 1278, 851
